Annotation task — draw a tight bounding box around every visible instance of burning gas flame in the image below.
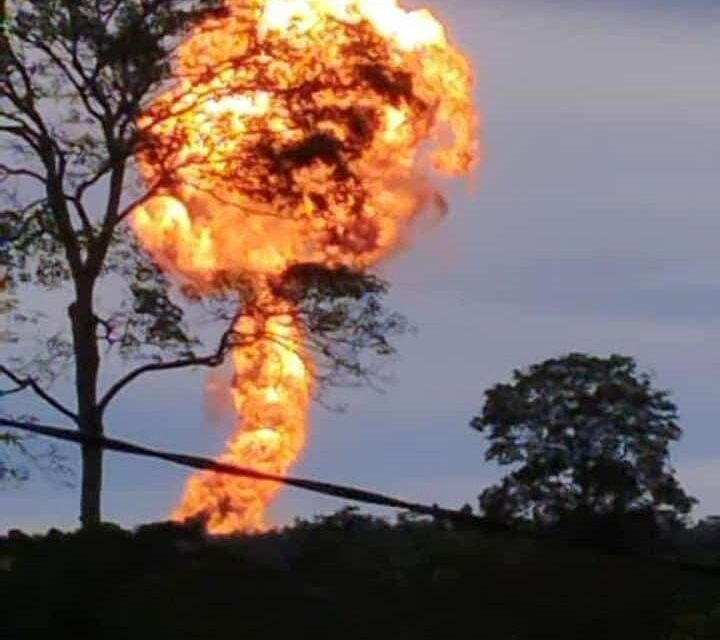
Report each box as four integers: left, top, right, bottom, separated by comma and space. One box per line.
132, 0, 478, 533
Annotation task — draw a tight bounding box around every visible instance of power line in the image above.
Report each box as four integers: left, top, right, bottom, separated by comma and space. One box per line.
0, 417, 496, 530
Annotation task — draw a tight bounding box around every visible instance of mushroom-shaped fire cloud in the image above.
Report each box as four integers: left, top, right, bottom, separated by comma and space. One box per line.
132, 0, 479, 533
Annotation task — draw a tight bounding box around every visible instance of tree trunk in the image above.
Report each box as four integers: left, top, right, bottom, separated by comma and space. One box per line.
69, 279, 103, 528
80, 438, 103, 527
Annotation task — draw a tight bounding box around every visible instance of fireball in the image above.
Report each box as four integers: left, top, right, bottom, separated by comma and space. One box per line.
133, 0, 478, 533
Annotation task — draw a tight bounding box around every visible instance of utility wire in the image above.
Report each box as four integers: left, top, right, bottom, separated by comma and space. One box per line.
0, 417, 498, 531
4, 418, 720, 577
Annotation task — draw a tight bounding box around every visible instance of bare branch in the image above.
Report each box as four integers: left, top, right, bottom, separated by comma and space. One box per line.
97, 325, 239, 415
0, 161, 44, 183
0, 123, 42, 151
22, 32, 106, 121
113, 177, 165, 225
0, 365, 77, 422
0, 162, 45, 184
73, 159, 112, 205
66, 193, 96, 240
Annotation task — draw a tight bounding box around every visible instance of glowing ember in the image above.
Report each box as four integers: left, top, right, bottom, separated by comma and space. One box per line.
132, 0, 478, 533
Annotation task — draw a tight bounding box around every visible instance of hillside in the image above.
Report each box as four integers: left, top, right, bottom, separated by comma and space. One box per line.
2, 510, 720, 639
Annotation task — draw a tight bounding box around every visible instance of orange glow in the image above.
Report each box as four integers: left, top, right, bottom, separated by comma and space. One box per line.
174, 291, 312, 533
132, 0, 478, 533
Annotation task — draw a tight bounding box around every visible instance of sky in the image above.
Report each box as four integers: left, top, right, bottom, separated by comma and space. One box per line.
2, 0, 720, 532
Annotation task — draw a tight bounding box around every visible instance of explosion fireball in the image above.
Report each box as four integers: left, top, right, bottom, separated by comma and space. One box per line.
132, 0, 478, 533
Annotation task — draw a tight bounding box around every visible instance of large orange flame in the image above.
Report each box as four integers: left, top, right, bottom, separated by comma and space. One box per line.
132, 0, 478, 533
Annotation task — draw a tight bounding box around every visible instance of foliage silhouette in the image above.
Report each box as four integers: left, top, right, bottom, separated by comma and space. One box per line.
472, 353, 695, 548
1, 512, 720, 639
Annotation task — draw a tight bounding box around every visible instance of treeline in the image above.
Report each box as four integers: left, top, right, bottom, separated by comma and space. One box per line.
1, 511, 720, 640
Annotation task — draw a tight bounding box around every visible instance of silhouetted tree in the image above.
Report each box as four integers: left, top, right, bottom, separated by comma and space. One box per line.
0, 1, 405, 527
471, 354, 695, 543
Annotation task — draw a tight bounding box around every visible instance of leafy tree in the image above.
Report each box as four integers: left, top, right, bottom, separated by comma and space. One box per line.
471, 354, 695, 536
0, 1, 405, 527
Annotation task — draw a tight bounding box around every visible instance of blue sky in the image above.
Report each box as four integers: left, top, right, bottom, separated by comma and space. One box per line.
2, 0, 720, 531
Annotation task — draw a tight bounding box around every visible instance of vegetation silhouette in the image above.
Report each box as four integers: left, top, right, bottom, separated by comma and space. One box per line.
1, 511, 720, 639
472, 353, 694, 550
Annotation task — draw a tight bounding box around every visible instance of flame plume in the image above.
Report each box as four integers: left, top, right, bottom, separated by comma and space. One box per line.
132, 0, 478, 533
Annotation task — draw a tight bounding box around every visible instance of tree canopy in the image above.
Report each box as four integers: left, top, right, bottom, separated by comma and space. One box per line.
471, 353, 695, 532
